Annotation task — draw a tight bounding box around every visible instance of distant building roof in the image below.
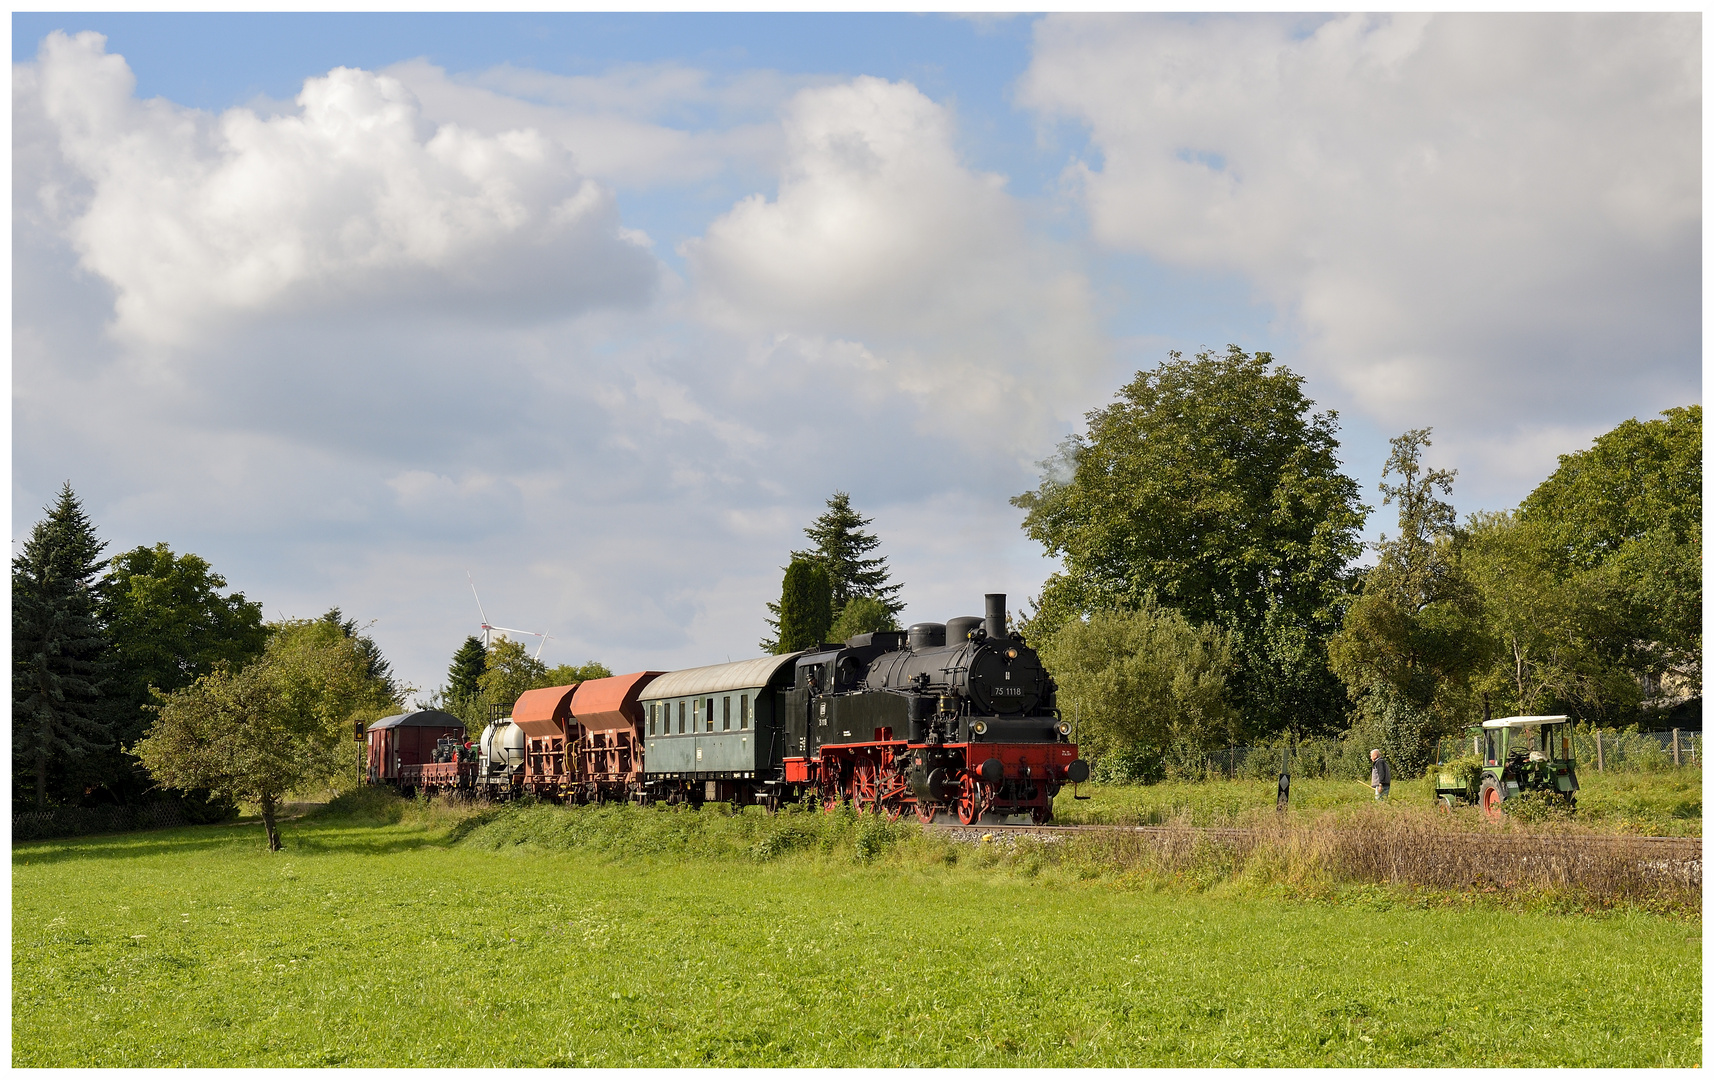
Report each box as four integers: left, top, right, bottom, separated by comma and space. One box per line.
367, 709, 465, 732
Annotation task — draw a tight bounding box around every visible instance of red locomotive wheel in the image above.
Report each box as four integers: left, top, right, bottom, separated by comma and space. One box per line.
956, 775, 983, 825
853, 760, 880, 814
914, 800, 938, 824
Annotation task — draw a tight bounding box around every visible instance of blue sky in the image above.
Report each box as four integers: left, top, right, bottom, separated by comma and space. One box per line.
12, 13, 1699, 696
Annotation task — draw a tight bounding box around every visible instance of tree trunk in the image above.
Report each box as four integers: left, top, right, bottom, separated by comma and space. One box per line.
35, 744, 48, 811
260, 794, 282, 851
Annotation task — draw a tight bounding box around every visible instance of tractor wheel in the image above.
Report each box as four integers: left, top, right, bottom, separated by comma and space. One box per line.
1479, 778, 1504, 822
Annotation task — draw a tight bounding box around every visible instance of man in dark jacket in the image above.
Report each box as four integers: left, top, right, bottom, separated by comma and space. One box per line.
1370, 748, 1391, 799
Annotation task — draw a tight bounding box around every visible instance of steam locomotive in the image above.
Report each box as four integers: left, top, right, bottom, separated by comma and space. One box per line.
367, 593, 1087, 824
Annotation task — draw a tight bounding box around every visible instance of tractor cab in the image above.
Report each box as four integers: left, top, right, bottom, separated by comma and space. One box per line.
1435, 715, 1579, 819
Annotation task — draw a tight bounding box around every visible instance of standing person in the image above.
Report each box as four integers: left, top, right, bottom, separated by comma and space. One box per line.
1370, 748, 1391, 800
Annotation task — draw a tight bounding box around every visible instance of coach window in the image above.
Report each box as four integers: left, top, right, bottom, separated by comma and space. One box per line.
706, 698, 715, 732
740, 694, 750, 729
723, 696, 731, 730
678, 700, 686, 734
647, 703, 655, 736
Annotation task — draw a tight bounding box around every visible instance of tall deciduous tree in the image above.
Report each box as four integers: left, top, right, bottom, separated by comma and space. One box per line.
1329, 430, 1487, 774
1517, 405, 1701, 695
1014, 347, 1367, 736
12, 483, 114, 809
100, 544, 267, 800
766, 558, 833, 654
133, 618, 394, 850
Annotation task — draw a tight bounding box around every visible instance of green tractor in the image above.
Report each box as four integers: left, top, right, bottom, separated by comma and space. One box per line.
1433, 715, 1579, 820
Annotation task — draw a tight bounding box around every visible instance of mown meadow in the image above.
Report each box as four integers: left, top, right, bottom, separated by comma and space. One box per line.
13, 786, 1701, 1068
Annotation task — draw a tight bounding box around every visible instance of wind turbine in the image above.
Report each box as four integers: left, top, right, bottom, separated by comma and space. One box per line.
468, 572, 553, 658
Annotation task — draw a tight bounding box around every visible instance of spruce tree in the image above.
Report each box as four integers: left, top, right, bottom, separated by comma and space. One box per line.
447, 636, 488, 701
12, 483, 114, 809
795, 492, 904, 617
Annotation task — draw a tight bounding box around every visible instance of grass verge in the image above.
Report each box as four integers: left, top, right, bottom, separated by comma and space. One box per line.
12, 790, 1701, 1067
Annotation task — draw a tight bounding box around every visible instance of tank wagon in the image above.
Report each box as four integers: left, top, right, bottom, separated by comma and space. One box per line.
377, 593, 1085, 824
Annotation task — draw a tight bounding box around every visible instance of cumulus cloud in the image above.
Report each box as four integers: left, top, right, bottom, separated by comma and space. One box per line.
1021, 13, 1700, 458
387, 58, 794, 190
17, 31, 657, 346
684, 76, 1107, 449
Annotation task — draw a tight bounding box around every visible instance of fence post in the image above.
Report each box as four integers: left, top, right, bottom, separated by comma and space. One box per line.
1672, 728, 1681, 766
1594, 729, 1604, 772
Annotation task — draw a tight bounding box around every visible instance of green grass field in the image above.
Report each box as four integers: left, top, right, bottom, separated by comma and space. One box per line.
12, 794, 1701, 1067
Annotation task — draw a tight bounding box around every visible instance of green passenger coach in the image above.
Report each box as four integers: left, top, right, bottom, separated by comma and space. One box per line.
639, 654, 800, 804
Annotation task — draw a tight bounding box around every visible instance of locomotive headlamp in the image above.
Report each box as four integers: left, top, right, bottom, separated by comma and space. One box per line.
1005, 648, 1018, 659
1057, 721, 1072, 736
972, 720, 988, 736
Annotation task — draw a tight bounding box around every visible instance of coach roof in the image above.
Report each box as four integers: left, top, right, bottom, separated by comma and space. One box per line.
639, 655, 799, 701
367, 709, 464, 731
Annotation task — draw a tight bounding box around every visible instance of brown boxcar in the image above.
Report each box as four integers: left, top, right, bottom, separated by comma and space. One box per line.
570, 671, 664, 802
367, 709, 466, 789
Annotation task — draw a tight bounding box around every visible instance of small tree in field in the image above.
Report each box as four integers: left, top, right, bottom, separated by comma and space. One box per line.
133, 619, 392, 850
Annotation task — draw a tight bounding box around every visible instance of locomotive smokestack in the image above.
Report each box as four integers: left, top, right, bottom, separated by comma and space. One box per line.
984, 594, 1007, 640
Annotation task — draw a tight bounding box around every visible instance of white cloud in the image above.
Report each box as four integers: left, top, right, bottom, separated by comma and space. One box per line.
17, 31, 657, 347
1021, 13, 1700, 439
684, 76, 1108, 450
385, 58, 795, 191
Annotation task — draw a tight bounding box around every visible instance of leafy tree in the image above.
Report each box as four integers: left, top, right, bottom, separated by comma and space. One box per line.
541, 661, 614, 686
1014, 347, 1366, 735
1328, 430, 1488, 772
475, 637, 549, 715
12, 483, 114, 809
446, 636, 487, 700
98, 544, 267, 801
317, 608, 400, 703
1517, 405, 1701, 693
1461, 511, 1638, 721
827, 596, 900, 643
1036, 599, 1234, 780
133, 618, 394, 850
766, 558, 833, 654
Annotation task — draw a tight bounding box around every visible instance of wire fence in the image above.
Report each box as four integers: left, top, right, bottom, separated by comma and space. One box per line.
12, 802, 191, 843
1093, 725, 1702, 785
